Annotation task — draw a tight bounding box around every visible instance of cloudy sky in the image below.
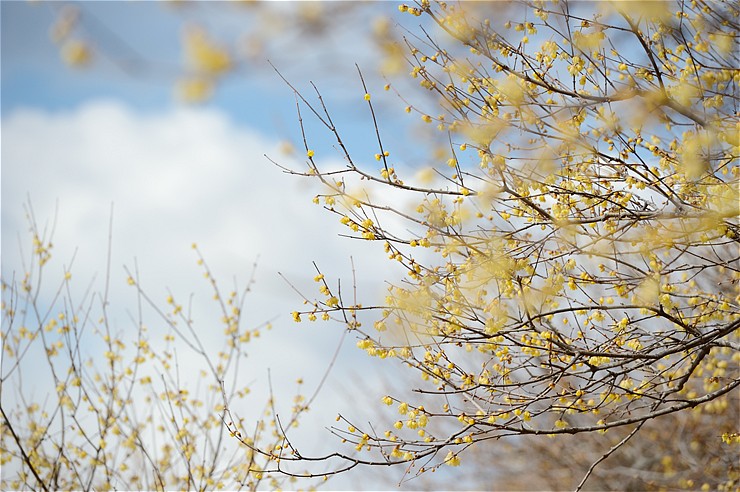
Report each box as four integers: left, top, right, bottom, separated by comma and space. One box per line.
1, 2, 445, 489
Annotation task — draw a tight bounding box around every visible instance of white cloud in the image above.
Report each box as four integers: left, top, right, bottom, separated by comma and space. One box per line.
3, 99, 398, 298
1, 100, 414, 488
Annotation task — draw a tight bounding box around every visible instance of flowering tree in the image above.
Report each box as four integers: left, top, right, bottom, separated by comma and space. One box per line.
0, 206, 318, 490
270, 0, 739, 486
44, 1, 390, 103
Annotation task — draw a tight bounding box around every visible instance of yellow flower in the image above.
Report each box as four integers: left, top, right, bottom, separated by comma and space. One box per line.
357, 339, 373, 349
61, 39, 91, 67
444, 450, 461, 466
183, 26, 231, 75
176, 77, 213, 103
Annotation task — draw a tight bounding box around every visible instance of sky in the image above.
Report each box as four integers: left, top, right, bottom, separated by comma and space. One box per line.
1, 2, 444, 490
